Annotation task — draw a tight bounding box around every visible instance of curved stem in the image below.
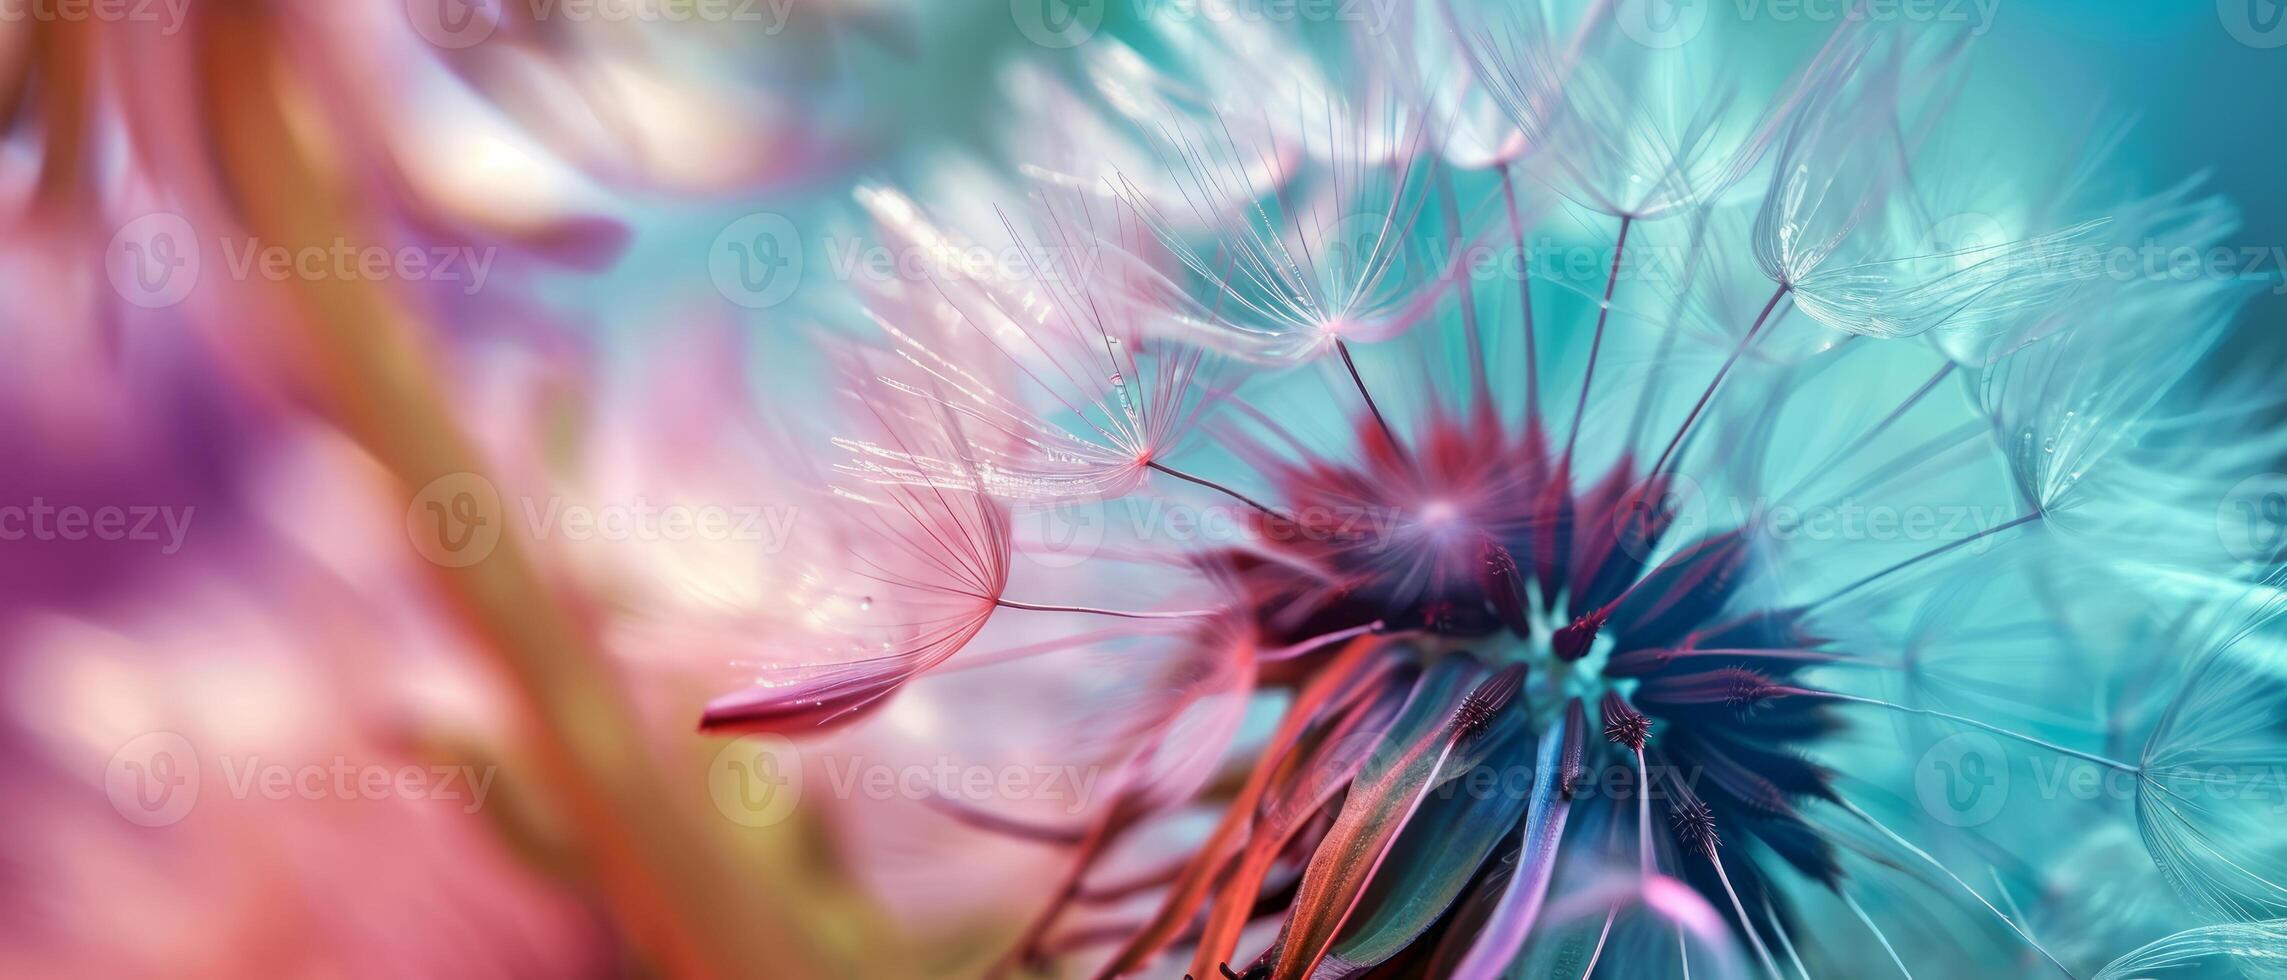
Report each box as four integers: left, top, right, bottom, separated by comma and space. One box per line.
1806, 690, 2139, 773
1709, 851, 1784, 980
1834, 797, 2078, 979
1759, 891, 1811, 980
1633, 746, 1655, 879
1778, 361, 1955, 505
1842, 889, 1913, 980
1438, 170, 1492, 408
1337, 338, 1406, 458
1582, 907, 1618, 980
1498, 163, 1540, 417
1565, 214, 1633, 461
1648, 285, 1791, 480
997, 598, 1222, 621
1148, 460, 1287, 521
1261, 620, 1386, 661
1804, 512, 2043, 612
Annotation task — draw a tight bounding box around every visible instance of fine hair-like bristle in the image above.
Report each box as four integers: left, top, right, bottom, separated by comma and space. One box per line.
1455, 663, 1530, 737
1670, 799, 1722, 857
1602, 691, 1652, 751
1720, 668, 1780, 711
1480, 538, 1532, 637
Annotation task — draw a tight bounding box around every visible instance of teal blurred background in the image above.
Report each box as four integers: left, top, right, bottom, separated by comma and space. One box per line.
570, 3, 2285, 385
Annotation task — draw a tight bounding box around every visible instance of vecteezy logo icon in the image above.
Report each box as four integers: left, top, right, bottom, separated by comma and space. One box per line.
709, 213, 804, 309
406, 0, 502, 49
1614, 0, 1706, 50
1613, 474, 1704, 563
1011, 495, 1106, 569
709, 734, 802, 828
1325, 211, 1415, 318
1010, 0, 1106, 49
2219, 473, 2287, 563
106, 732, 201, 827
106, 213, 201, 308
1940, 754, 1992, 809
1915, 731, 2008, 827
406, 472, 504, 567
1914, 212, 2014, 284
2222, 0, 2287, 48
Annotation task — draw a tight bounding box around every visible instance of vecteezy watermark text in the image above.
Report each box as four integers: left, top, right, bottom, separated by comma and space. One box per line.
0, 0, 189, 32
1011, 0, 1401, 49
407, 0, 797, 48
708, 734, 1110, 828
216, 238, 498, 296
1916, 730, 2287, 828
107, 213, 501, 308
406, 472, 801, 567
0, 499, 193, 555
105, 732, 496, 827
817, 757, 1105, 815
1615, 0, 2001, 48
1013, 497, 1409, 568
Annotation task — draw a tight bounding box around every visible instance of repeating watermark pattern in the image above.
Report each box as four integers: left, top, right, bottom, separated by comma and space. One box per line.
1010, 0, 1401, 49
0, 498, 195, 555
105, 732, 200, 827
407, 472, 505, 568
709, 734, 804, 828
1326, 209, 1413, 297
522, 496, 798, 549
1616, 0, 2002, 47
2088, 241, 2287, 295
1733, 500, 2022, 545
0, 0, 188, 32
1915, 731, 2009, 827
1359, 217, 2287, 296
2220, 473, 2287, 563
707, 735, 1108, 827
703, 205, 2287, 316
1617, 486, 2024, 561
1614, 0, 1711, 48
105, 214, 500, 308
1010, 0, 1108, 47
406, 472, 800, 567
107, 213, 201, 309
1012, 496, 1408, 568
1426, 760, 1712, 805
709, 212, 805, 309
709, 210, 1109, 310
1898, 210, 2287, 294
1913, 211, 2015, 281
105, 732, 497, 827
216, 238, 498, 296
1916, 732, 2287, 828
1007, 484, 2020, 568
1621, 482, 2024, 561
820, 758, 1105, 813
2220, 0, 2287, 48
406, 0, 796, 49
819, 237, 1106, 295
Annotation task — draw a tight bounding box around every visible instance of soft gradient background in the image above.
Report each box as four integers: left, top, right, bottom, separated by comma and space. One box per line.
1, 2, 2278, 977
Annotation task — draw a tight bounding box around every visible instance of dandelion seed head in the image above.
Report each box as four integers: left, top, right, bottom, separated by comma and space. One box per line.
692, 7, 2287, 975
